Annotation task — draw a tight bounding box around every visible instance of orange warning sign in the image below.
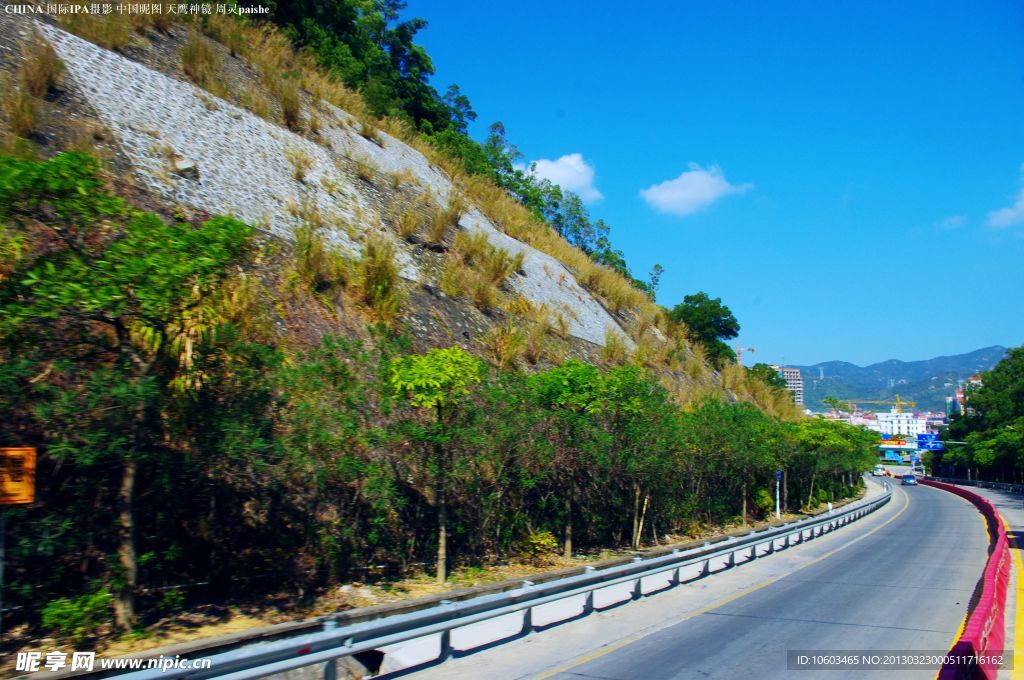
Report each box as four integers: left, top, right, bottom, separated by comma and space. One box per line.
0, 448, 35, 505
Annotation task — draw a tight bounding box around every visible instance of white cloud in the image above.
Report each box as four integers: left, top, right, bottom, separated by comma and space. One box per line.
526, 153, 603, 202
937, 215, 967, 230
640, 163, 752, 216
987, 165, 1024, 228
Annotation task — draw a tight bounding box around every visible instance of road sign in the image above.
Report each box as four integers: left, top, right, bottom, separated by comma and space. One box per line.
776, 469, 782, 481
0, 448, 35, 505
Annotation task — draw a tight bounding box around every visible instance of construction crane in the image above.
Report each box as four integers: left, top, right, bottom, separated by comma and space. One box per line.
850, 395, 917, 414
735, 343, 755, 367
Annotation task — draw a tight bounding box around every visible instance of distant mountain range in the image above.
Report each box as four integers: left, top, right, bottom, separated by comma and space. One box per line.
791, 346, 1008, 413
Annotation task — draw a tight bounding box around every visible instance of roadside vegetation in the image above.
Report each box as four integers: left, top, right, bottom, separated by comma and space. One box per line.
0, 4, 882, 653
0, 153, 876, 647
935, 346, 1024, 482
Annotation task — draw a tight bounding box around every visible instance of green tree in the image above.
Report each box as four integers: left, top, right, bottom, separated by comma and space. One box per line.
527, 360, 607, 557
389, 346, 483, 581
668, 292, 740, 368
941, 347, 1024, 481
822, 396, 846, 413
599, 365, 678, 548
748, 363, 787, 391
0, 153, 253, 628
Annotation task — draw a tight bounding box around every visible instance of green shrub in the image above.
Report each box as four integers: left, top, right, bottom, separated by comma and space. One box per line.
156, 588, 185, 614
522, 529, 558, 565
41, 587, 113, 644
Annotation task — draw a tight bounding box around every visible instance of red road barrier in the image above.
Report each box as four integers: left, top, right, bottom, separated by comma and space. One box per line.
921, 479, 1011, 680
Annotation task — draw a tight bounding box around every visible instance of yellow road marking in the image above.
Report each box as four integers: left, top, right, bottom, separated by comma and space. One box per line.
1001, 516, 1023, 679
538, 487, 911, 679
934, 498, 990, 680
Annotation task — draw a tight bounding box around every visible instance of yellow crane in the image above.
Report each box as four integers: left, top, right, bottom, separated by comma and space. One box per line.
850, 395, 917, 414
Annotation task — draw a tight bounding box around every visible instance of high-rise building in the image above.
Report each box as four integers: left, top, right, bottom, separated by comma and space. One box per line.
771, 365, 804, 405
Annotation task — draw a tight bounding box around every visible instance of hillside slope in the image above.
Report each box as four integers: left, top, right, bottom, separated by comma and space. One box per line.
0, 10, 870, 656
36, 21, 629, 349
794, 345, 1007, 412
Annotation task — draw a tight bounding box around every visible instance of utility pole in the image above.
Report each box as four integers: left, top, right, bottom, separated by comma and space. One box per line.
775, 469, 782, 519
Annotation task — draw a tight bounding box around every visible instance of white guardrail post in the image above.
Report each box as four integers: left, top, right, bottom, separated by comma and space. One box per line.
106, 484, 891, 680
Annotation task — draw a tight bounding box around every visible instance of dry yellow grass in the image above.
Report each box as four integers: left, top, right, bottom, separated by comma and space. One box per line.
483, 322, 526, 370
452, 230, 490, 261
721, 363, 746, 394
284, 146, 314, 182
181, 32, 220, 90
59, 13, 133, 51
387, 167, 419, 192
19, 39, 64, 98
482, 248, 524, 286
239, 85, 273, 121
278, 79, 302, 131
523, 303, 556, 364
389, 196, 427, 241
469, 271, 499, 312
684, 344, 709, 381
426, 197, 463, 245
201, 14, 246, 56
600, 329, 629, 364
358, 121, 382, 146
439, 255, 473, 299
130, 2, 174, 33
1, 76, 39, 139
452, 231, 522, 287
353, 157, 377, 183
286, 194, 323, 228
293, 223, 350, 295
308, 108, 323, 135
355, 235, 404, 324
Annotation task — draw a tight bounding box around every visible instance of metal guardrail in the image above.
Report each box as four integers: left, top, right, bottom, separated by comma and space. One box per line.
929, 476, 1024, 494
103, 482, 892, 680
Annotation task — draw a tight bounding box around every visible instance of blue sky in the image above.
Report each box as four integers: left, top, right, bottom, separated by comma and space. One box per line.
410, 0, 1024, 366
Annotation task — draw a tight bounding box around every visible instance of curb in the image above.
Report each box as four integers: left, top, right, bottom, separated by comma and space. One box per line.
921, 479, 1011, 680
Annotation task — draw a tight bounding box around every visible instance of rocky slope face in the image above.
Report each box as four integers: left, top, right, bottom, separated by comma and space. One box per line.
27, 18, 632, 350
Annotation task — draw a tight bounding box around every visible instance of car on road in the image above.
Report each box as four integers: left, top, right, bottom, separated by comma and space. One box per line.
872, 464, 886, 476
901, 474, 918, 486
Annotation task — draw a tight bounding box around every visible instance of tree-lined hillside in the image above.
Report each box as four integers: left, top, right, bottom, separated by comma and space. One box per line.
0, 6, 875, 651
936, 347, 1024, 481
795, 345, 1007, 412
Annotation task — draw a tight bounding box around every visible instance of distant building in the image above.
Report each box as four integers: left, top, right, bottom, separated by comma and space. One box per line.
874, 409, 929, 437
771, 365, 804, 405
953, 374, 984, 416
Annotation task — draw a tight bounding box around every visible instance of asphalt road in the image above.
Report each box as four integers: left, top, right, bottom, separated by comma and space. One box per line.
545, 483, 988, 680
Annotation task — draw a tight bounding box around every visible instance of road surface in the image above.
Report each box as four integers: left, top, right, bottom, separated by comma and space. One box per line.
403, 481, 990, 680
